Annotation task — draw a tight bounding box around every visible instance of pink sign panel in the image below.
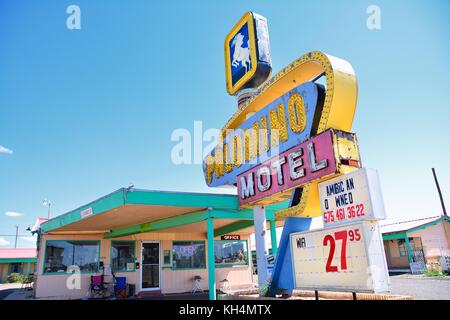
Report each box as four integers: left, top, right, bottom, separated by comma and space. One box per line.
237, 130, 337, 206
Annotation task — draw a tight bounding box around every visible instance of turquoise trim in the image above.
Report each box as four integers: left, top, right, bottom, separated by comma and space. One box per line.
383, 232, 407, 241
126, 190, 238, 209
269, 219, 278, 256
0, 258, 37, 264
171, 241, 207, 270
403, 235, 414, 263
207, 218, 216, 300
382, 217, 449, 240
42, 240, 101, 275
407, 216, 449, 233
110, 240, 136, 272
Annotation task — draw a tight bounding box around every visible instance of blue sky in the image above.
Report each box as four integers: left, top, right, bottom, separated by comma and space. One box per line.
1, 0, 449, 248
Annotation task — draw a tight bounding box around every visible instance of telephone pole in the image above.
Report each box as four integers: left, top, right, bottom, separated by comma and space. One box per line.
14, 225, 19, 248
432, 168, 447, 217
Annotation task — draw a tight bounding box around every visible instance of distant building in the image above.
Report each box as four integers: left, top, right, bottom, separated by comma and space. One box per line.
0, 248, 37, 283
381, 215, 450, 273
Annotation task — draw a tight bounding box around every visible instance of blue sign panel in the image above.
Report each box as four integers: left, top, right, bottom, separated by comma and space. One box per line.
229, 23, 252, 86
204, 81, 325, 187
224, 12, 272, 95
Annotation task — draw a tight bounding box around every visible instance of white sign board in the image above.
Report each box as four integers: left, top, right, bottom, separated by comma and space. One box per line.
319, 168, 386, 229
290, 220, 390, 293
80, 207, 93, 219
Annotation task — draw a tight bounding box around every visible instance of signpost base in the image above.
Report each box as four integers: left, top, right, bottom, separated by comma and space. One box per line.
268, 217, 312, 297
253, 205, 269, 296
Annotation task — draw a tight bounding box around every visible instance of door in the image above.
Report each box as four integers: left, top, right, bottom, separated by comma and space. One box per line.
140, 242, 160, 291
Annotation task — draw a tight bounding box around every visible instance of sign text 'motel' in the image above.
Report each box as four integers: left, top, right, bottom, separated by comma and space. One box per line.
238, 129, 360, 207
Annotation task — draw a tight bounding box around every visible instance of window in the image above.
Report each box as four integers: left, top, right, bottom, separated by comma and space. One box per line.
111, 241, 135, 272
172, 241, 206, 269
163, 250, 171, 265
214, 240, 248, 267
43, 240, 100, 274
8, 263, 23, 274
397, 239, 408, 257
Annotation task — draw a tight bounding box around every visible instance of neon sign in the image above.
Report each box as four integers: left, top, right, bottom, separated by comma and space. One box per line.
238, 129, 360, 207
204, 82, 325, 187
205, 11, 359, 218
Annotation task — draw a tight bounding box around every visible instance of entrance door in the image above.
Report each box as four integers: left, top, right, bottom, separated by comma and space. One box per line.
140, 242, 160, 291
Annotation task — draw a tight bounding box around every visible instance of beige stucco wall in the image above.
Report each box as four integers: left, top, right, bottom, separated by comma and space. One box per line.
384, 239, 410, 268
409, 221, 449, 259
35, 232, 254, 299
383, 220, 450, 270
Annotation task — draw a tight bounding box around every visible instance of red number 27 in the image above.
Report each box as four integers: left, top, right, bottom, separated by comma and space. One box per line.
323, 231, 348, 272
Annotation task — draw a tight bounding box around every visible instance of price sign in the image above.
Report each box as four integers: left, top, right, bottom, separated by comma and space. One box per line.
290, 221, 390, 293
319, 168, 386, 228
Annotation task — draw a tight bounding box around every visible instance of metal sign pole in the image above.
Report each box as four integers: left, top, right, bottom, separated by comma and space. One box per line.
253, 205, 269, 295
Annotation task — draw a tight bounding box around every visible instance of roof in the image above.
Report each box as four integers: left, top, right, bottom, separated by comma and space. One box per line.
31, 217, 49, 233
39, 187, 289, 235
380, 215, 446, 234
0, 248, 37, 260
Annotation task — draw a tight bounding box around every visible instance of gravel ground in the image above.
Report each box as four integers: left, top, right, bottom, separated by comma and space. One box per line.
2, 276, 449, 300
389, 274, 450, 300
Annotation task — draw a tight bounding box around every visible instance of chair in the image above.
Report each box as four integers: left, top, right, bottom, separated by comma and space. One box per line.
220, 278, 230, 292
114, 276, 127, 299
90, 275, 108, 299
191, 275, 203, 293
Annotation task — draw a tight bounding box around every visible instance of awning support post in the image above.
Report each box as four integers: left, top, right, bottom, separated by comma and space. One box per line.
207, 216, 216, 300
269, 219, 278, 256
404, 234, 414, 264
253, 205, 269, 296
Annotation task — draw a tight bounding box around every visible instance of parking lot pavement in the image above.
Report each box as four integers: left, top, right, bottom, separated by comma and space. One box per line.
0, 283, 23, 300
389, 274, 450, 300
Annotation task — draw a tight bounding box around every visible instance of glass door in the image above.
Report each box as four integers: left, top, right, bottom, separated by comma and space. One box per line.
140, 242, 160, 291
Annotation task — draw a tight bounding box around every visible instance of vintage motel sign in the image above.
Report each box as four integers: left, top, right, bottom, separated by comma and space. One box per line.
290, 221, 390, 293
319, 168, 387, 229
204, 81, 325, 187
237, 129, 361, 207
203, 50, 358, 218
224, 12, 272, 95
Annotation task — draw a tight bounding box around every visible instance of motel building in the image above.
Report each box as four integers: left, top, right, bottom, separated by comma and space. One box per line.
0, 248, 37, 283
380, 215, 450, 274
32, 188, 285, 299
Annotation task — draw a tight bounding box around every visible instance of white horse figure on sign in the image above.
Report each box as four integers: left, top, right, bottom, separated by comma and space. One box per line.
231, 33, 251, 72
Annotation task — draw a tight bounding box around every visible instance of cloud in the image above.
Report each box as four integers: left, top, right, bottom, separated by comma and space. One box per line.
0, 145, 13, 154
20, 236, 37, 243
0, 237, 11, 246
5, 211, 23, 217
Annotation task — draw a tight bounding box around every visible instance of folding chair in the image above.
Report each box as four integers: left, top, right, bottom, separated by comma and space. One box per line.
90, 275, 108, 299
114, 276, 127, 299
191, 275, 203, 293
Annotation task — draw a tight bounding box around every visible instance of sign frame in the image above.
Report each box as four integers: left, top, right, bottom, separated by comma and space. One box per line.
289, 220, 390, 293
319, 168, 387, 228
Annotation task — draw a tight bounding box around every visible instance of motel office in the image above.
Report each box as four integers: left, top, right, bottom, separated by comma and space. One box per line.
34, 188, 284, 299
